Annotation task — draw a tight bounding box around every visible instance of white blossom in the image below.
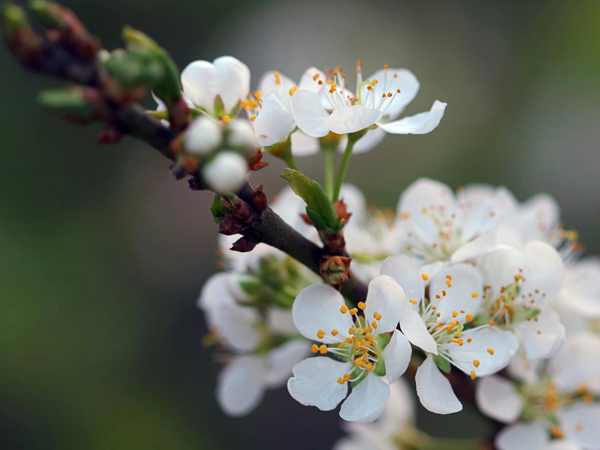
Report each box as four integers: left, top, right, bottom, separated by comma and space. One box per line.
184, 115, 222, 155
202, 151, 248, 193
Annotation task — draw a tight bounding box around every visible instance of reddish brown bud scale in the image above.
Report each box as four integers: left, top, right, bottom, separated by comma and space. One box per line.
218, 214, 247, 236
251, 186, 268, 213
231, 235, 260, 253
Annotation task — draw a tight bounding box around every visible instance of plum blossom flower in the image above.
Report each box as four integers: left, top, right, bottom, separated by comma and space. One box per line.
290, 63, 447, 144
198, 272, 310, 416
392, 178, 518, 277
181, 56, 250, 119
242, 68, 325, 154
476, 333, 600, 450
202, 151, 248, 193
334, 379, 415, 450
557, 257, 600, 321
477, 242, 566, 360
287, 276, 410, 423
380, 255, 519, 414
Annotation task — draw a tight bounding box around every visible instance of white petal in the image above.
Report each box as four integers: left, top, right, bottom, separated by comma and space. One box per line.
429, 263, 483, 322
181, 60, 219, 111
477, 245, 525, 299
380, 255, 425, 310
560, 257, 600, 318
496, 423, 548, 450
448, 326, 519, 377
339, 373, 390, 423
264, 339, 311, 387
507, 349, 542, 385
217, 356, 266, 416
291, 131, 320, 157
214, 302, 261, 352
522, 241, 564, 303
292, 284, 354, 343
364, 275, 404, 333
253, 93, 295, 146
382, 330, 412, 383
396, 178, 457, 243
337, 128, 386, 155
266, 308, 296, 336
228, 120, 258, 151
326, 106, 382, 135
545, 440, 582, 450
475, 376, 523, 423
197, 272, 236, 328
362, 68, 420, 119
451, 227, 523, 264
516, 310, 565, 360
415, 355, 462, 414
379, 101, 446, 134
558, 404, 600, 449
185, 116, 222, 155
287, 357, 351, 410
550, 333, 600, 394
257, 70, 296, 98
298, 67, 327, 93
202, 151, 248, 194
379, 378, 416, 430
213, 56, 250, 113
400, 309, 438, 354
290, 90, 330, 138
339, 184, 367, 226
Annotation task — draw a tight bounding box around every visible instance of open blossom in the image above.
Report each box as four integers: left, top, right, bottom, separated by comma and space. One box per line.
287, 276, 410, 423
477, 242, 566, 360
392, 178, 517, 276
557, 257, 600, 322
181, 56, 250, 119
334, 379, 415, 450
380, 255, 519, 414
290, 63, 447, 143
476, 333, 600, 450
198, 272, 309, 416
242, 68, 325, 154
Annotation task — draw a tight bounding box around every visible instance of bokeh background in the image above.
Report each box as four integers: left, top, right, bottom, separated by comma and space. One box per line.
1, 0, 599, 448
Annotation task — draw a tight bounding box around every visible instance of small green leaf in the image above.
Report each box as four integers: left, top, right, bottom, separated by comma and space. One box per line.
210, 195, 228, 223
213, 95, 226, 119
37, 88, 96, 118
281, 169, 340, 234
433, 354, 451, 373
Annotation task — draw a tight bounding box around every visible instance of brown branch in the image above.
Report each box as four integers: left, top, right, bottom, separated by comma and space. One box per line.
1, 1, 369, 305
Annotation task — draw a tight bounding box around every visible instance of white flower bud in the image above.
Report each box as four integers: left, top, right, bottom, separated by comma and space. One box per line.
185, 116, 222, 156
228, 120, 259, 152
203, 151, 248, 193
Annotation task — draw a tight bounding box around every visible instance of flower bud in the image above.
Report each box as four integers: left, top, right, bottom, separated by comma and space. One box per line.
227, 120, 258, 154
320, 256, 352, 286
202, 151, 247, 193
185, 116, 222, 156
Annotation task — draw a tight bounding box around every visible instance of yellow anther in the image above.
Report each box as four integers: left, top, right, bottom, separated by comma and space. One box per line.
373, 312, 382, 321
250, 114, 257, 121
368, 335, 375, 343
452, 311, 458, 318
372, 321, 378, 329
222, 115, 231, 123
311, 344, 318, 353
584, 394, 594, 403
473, 360, 480, 368
447, 275, 453, 280
337, 377, 344, 384
514, 274, 524, 282
442, 290, 447, 296
396, 88, 401, 93
470, 371, 477, 380
350, 308, 358, 315
289, 86, 298, 96
387, 92, 392, 97
274, 71, 281, 85
356, 60, 362, 67
451, 338, 460, 344
467, 338, 472, 343
346, 337, 353, 344
254, 90, 262, 99
409, 299, 418, 305
355, 357, 364, 366
383, 64, 389, 69
366, 363, 374, 371
348, 327, 356, 335
550, 427, 564, 438
471, 292, 479, 298
319, 344, 328, 354
487, 348, 495, 355
340, 305, 349, 314
312, 73, 320, 81
466, 314, 473, 322
338, 342, 346, 348
331, 329, 338, 336
421, 273, 429, 281
489, 320, 495, 326
317, 330, 326, 339
318, 80, 323, 85
343, 374, 350, 381
358, 302, 366, 310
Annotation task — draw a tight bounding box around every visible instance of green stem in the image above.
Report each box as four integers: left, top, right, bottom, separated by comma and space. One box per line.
283, 153, 299, 171
324, 148, 335, 199
333, 137, 356, 201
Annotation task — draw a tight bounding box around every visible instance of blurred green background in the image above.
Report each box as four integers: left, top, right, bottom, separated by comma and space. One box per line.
1, 0, 599, 448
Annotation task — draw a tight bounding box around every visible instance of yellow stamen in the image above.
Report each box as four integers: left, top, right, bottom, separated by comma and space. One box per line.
340, 305, 349, 314
319, 344, 328, 354
358, 302, 366, 310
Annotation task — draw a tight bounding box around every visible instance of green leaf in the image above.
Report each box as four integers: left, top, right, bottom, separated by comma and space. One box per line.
433, 354, 451, 373
281, 169, 340, 234
209, 195, 228, 223
37, 88, 96, 118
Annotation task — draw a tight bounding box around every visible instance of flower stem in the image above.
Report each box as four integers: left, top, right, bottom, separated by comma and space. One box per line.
333, 136, 357, 201
324, 148, 335, 199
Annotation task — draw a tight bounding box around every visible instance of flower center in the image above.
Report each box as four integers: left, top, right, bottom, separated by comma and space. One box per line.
310, 302, 388, 385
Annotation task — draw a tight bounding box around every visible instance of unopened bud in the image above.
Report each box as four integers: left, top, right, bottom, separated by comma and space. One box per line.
227, 195, 254, 223
227, 120, 258, 154
185, 116, 222, 156
202, 151, 247, 194
37, 87, 101, 121
320, 256, 351, 286
248, 148, 268, 171
2, 3, 29, 38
